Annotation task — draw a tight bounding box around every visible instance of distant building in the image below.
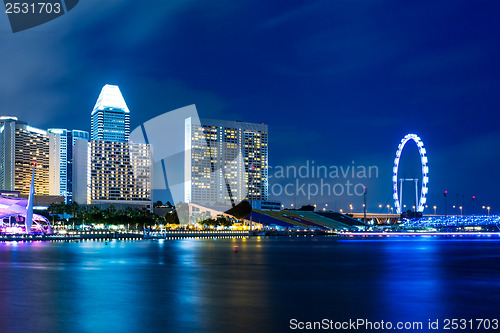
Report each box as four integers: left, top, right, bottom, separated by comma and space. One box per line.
184, 118, 268, 206
48, 129, 89, 203
88, 141, 153, 209
91, 84, 130, 143
48, 129, 66, 198
72, 137, 89, 205
0, 190, 20, 198
0, 117, 50, 196
249, 200, 281, 211
68, 130, 90, 203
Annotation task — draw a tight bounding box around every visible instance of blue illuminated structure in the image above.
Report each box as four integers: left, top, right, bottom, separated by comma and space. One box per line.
91, 84, 130, 143
392, 134, 429, 214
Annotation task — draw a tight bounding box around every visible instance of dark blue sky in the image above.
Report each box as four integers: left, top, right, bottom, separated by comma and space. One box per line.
0, 0, 499, 213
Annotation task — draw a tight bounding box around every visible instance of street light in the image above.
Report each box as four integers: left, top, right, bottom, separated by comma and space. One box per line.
459, 206, 463, 216
433, 206, 437, 215
386, 204, 390, 214
444, 190, 448, 217
487, 206, 491, 216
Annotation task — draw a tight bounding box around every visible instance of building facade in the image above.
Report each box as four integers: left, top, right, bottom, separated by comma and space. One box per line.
249, 200, 281, 211
91, 84, 130, 143
89, 141, 153, 209
48, 129, 90, 203
87, 84, 153, 210
184, 118, 268, 206
0, 117, 50, 196
72, 137, 89, 205
48, 129, 67, 198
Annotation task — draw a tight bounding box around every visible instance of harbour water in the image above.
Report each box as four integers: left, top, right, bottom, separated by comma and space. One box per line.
0, 236, 499, 333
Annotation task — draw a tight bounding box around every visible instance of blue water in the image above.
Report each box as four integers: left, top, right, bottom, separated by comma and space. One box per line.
0, 236, 499, 333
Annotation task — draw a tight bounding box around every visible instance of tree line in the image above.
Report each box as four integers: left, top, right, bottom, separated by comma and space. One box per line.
46, 201, 246, 228
48, 202, 172, 227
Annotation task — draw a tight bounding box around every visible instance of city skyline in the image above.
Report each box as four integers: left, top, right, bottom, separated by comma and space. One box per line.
0, 1, 498, 213
1, 3, 499, 333
0, 87, 495, 215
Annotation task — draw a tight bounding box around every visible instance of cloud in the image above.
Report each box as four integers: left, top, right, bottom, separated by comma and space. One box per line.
0, 0, 233, 129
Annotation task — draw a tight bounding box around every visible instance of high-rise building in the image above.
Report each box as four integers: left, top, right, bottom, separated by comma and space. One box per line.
68, 130, 90, 203
72, 137, 89, 205
48, 129, 90, 203
91, 84, 130, 143
48, 129, 67, 198
87, 84, 153, 210
184, 118, 268, 206
0, 117, 50, 195
89, 141, 152, 209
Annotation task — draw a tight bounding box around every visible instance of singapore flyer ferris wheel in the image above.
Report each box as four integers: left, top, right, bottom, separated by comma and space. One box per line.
393, 134, 429, 214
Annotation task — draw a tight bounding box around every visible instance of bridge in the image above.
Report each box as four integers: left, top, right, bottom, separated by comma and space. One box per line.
350, 213, 400, 225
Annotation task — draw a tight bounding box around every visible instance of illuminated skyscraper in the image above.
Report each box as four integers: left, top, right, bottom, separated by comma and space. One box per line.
87, 84, 153, 210
0, 117, 50, 195
185, 118, 268, 206
89, 141, 153, 209
48, 129, 67, 198
48, 129, 89, 203
91, 84, 130, 143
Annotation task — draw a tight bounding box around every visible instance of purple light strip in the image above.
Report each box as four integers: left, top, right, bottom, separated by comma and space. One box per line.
339, 232, 500, 236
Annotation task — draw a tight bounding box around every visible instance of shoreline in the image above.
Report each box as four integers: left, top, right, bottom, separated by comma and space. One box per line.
1, 229, 500, 242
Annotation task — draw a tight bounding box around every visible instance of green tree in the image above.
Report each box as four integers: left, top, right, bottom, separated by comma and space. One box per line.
164, 212, 179, 225
90, 206, 104, 223
103, 205, 117, 225
217, 217, 233, 228
66, 201, 79, 219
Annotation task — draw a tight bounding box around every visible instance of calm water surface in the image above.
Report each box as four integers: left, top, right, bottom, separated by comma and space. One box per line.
0, 236, 499, 333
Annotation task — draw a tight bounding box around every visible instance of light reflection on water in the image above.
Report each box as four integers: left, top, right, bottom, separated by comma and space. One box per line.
0, 237, 498, 332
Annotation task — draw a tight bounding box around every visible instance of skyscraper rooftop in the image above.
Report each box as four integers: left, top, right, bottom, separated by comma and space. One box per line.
92, 84, 130, 115
91, 84, 130, 142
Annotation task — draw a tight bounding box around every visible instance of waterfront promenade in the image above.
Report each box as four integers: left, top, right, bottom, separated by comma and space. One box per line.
3, 228, 500, 242
0, 230, 251, 242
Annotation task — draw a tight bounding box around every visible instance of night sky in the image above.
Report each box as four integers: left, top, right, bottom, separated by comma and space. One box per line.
0, 0, 499, 213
